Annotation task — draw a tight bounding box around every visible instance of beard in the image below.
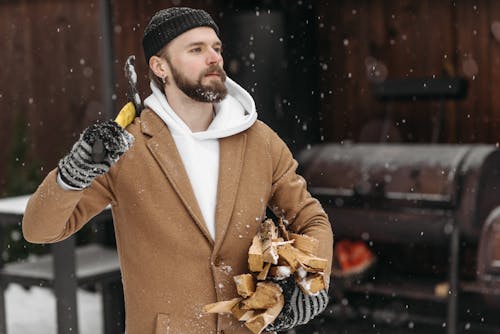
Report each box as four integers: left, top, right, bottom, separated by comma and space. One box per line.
169, 62, 228, 103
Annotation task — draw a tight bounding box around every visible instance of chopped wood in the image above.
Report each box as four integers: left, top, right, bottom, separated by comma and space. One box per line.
277, 218, 290, 241
249, 235, 264, 272
204, 218, 330, 332
297, 273, 326, 295
244, 295, 285, 334
256, 262, 271, 281
234, 274, 256, 298
269, 265, 292, 280
277, 243, 300, 271
260, 219, 278, 241
203, 297, 242, 314
231, 302, 256, 321
241, 282, 282, 310
293, 248, 328, 271
261, 220, 279, 265
289, 233, 319, 255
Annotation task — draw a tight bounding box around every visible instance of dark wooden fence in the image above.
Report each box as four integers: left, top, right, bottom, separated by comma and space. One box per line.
1, 0, 499, 197
316, 0, 500, 143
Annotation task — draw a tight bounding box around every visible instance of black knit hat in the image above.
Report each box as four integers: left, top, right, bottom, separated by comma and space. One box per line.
142, 7, 219, 62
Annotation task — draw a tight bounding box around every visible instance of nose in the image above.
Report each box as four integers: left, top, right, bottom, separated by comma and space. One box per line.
207, 48, 223, 65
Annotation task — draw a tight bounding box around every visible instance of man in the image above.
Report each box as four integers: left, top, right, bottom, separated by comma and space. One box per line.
23, 7, 333, 334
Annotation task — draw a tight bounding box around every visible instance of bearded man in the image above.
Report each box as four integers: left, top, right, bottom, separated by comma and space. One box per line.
22, 7, 333, 334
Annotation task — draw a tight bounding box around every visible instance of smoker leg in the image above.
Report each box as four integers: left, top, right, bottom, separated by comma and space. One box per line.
0, 284, 6, 334
101, 280, 125, 334
447, 223, 460, 334
53, 237, 79, 334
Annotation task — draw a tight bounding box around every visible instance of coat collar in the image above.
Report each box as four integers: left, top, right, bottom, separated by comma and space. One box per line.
140, 109, 247, 251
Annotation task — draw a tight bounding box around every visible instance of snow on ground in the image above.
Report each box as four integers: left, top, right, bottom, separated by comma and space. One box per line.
5, 283, 102, 333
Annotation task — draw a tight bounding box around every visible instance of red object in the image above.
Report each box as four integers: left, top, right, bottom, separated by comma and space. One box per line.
335, 240, 375, 274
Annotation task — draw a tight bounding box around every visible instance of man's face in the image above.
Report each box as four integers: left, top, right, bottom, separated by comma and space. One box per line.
164, 27, 227, 103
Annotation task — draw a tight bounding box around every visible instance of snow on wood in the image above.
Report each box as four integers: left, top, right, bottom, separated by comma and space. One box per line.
297, 273, 326, 295
289, 232, 319, 255
203, 218, 329, 330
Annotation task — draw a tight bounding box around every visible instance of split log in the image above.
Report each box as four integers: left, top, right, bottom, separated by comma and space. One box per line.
231, 302, 256, 321
297, 273, 326, 295
234, 274, 256, 298
244, 295, 285, 334
268, 265, 292, 280
241, 282, 282, 310
249, 235, 264, 272
289, 233, 319, 255
203, 297, 242, 314
256, 262, 272, 281
261, 219, 279, 264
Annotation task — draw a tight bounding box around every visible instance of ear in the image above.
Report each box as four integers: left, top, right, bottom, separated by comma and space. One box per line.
149, 55, 170, 80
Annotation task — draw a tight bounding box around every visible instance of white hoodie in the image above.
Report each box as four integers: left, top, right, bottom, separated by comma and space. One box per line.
143, 77, 257, 240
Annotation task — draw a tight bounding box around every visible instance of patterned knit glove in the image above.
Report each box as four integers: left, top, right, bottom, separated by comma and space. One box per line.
265, 277, 329, 333
58, 120, 134, 189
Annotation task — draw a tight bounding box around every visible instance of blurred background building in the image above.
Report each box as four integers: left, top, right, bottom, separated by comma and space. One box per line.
1, 0, 499, 198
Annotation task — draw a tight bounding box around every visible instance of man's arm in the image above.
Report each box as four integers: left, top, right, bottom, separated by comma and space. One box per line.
22, 169, 114, 243
22, 120, 133, 243
265, 127, 333, 332
267, 130, 333, 279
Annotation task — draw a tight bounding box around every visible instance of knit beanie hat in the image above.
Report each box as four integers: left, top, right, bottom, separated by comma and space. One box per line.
142, 7, 219, 62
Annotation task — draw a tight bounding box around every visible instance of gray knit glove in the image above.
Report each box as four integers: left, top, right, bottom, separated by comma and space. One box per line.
58, 120, 134, 189
265, 277, 329, 333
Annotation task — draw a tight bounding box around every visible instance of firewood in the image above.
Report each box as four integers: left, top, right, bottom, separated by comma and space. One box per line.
256, 262, 272, 281
260, 219, 278, 241
276, 243, 300, 271
234, 274, 256, 298
231, 301, 256, 321
289, 233, 319, 255
293, 248, 328, 271
249, 235, 264, 272
261, 220, 279, 264
204, 219, 330, 332
244, 295, 285, 334
241, 282, 282, 310
277, 218, 290, 241
203, 297, 242, 314
297, 273, 326, 295
268, 265, 292, 280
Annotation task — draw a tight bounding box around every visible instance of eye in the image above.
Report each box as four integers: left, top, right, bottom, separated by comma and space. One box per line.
214, 46, 223, 54
190, 47, 202, 53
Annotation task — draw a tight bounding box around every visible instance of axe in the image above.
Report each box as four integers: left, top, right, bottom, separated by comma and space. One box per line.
92, 55, 142, 162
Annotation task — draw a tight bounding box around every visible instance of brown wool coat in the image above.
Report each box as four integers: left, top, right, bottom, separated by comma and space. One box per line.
22, 109, 333, 334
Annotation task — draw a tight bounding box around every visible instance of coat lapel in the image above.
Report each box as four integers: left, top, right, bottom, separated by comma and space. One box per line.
213, 133, 247, 253
141, 111, 214, 246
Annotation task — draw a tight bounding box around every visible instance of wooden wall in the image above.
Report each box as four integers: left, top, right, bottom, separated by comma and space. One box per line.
315, 0, 500, 144
0, 0, 218, 196
1, 0, 500, 196
0, 0, 105, 196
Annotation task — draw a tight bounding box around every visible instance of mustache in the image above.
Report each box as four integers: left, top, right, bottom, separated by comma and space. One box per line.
201, 65, 226, 79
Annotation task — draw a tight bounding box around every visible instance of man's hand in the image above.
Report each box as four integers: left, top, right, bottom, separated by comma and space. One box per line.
58, 120, 134, 189
265, 277, 329, 333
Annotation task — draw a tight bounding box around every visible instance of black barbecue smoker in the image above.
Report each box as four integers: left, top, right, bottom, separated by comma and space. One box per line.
297, 78, 500, 333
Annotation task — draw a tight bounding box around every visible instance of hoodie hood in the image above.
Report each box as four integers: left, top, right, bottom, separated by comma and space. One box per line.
143, 77, 257, 140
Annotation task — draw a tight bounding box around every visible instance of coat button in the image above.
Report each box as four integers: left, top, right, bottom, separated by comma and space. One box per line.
214, 256, 222, 266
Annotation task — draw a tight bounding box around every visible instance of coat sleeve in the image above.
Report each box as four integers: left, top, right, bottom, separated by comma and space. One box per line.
266, 129, 334, 281
22, 168, 114, 244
